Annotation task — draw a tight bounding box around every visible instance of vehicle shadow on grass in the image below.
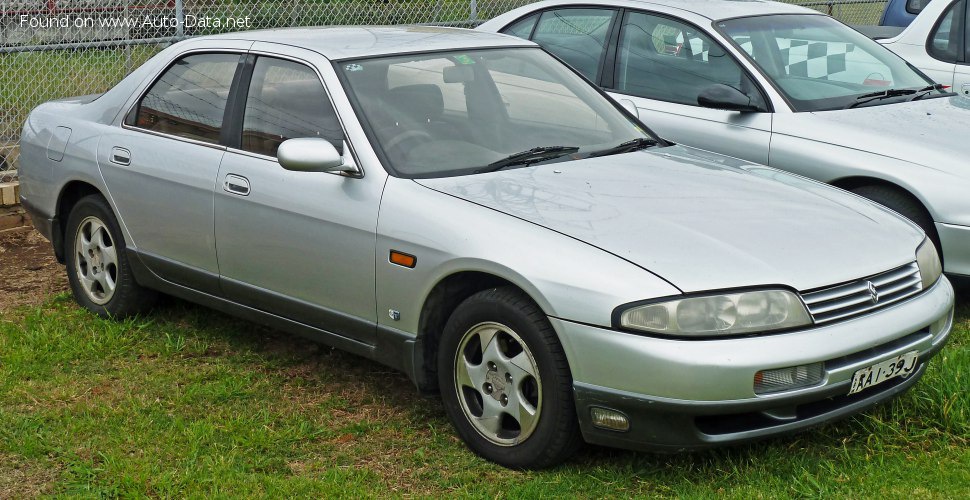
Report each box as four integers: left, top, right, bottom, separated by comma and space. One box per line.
141, 292, 967, 481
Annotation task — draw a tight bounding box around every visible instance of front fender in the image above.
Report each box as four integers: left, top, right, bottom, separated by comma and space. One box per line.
375, 176, 680, 336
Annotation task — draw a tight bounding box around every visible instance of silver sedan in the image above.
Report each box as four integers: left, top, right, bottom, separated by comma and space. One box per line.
480, 0, 970, 281
18, 26, 953, 468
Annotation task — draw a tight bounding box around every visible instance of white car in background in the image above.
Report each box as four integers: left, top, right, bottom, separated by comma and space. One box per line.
871, 0, 970, 96
480, 0, 970, 282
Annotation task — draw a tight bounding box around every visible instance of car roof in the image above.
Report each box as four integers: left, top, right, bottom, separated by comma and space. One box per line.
504, 0, 817, 21
200, 25, 536, 60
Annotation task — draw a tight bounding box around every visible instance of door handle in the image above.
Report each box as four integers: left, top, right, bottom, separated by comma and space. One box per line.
110, 147, 131, 166
223, 174, 250, 196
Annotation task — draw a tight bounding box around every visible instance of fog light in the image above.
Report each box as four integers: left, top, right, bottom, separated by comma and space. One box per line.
754, 363, 823, 395
590, 407, 630, 432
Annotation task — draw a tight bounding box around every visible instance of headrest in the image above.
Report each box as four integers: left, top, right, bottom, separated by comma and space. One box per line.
386, 84, 445, 122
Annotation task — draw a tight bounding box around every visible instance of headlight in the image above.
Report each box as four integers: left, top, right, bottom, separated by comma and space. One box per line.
618, 290, 812, 338
916, 238, 942, 289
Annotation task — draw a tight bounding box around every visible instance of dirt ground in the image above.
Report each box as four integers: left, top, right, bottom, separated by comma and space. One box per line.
0, 225, 68, 312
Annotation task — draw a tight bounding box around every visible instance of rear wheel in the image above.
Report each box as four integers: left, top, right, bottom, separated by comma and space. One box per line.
851, 185, 941, 256
64, 195, 156, 317
438, 287, 581, 469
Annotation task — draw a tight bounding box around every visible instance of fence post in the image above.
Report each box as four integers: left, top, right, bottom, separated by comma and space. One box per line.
175, 0, 185, 38
470, 0, 478, 21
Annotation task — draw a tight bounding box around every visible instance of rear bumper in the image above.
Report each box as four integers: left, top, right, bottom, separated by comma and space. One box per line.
937, 222, 970, 278
552, 277, 954, 452
20, 194, 62, 262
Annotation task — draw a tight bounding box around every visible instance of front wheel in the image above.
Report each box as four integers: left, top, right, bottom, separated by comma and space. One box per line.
64, 194, 156, 317
438, 287, 581, 469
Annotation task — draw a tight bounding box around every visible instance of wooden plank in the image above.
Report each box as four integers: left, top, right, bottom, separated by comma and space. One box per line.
0, 207, 27, 231
0, 182, 19, 207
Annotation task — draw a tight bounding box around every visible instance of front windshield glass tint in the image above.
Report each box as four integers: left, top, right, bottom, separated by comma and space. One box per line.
718, 15, 935, 111
337, 48, 650, 178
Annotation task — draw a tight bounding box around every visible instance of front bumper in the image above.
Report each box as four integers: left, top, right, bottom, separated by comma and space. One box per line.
552, 277, 954, 452
937, 221, 970, 279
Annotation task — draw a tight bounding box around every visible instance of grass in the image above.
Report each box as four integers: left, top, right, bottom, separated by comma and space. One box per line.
0, 292, 967, 497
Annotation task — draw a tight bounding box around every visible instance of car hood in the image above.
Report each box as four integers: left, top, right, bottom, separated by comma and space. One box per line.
414, 146, 924, 293
781, 96, 970, 176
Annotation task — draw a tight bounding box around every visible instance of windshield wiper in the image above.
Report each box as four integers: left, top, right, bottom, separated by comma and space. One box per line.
477, 146, 579, 173
844, 88, 918, 109
910, 83, 950, 101
589, 137, 658, 158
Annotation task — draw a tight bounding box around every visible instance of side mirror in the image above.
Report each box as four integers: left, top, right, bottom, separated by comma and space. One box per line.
697, 84, 762, 112
277, 138, 358, 174
617, 98, 640, 119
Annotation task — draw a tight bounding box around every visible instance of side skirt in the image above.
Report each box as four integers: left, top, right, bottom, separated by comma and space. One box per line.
125, 248, 421, 386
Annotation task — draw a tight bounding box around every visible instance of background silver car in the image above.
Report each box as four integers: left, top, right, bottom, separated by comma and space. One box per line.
18, 26, 953, 468
480, 0, 970, 282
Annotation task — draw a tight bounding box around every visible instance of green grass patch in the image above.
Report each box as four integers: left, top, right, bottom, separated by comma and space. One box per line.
0, 293, 967, 496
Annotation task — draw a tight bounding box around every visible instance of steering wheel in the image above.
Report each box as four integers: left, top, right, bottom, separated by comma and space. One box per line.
384, 129, 434, 160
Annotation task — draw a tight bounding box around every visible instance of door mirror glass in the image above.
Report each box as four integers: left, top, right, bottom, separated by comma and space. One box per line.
697, 84, 762, 112
277, 138, 355, 173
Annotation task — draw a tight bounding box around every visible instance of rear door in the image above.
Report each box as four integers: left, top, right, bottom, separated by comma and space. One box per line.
952, 0, 970, 96
98, 47, 247, 293
922, 0, 964, 85
213, 45, 383, 344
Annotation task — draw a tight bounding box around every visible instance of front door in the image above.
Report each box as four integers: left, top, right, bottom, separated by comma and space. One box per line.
606, 10, 773, 165
214, 50, 383, 344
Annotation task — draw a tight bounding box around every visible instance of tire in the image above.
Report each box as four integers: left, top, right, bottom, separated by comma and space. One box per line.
851, 185, 942, 256
438, 287, 581, 469
64, 194, 157, 317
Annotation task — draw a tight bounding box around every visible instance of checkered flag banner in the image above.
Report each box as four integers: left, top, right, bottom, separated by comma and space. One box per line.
779, 38, 855, 79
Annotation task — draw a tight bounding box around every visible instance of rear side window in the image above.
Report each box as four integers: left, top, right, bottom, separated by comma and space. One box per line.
929, 0, 966, 63
134, 53, 239, 144
531, 8, 616, 82
240, 57, 345, 157
907, 0, 932, 15
501, 14, 539, 39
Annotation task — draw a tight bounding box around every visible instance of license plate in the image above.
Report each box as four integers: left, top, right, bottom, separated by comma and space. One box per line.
848, 351, 919, 395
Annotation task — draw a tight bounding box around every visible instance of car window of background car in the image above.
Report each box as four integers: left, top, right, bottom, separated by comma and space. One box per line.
133, 53, 238, 144
614, 11, 767, 110
907, 0, 932, 15
339, 48, 646, 178
241, 57, 345, 157
529, 8, 617, 82
928, 0, 966, 62
719, 15, 933, 111
502, 13, 539, 39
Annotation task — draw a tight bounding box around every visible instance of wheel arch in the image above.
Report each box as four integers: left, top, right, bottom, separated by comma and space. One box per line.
413, 270, 548, 394
830, 175, 943, 256
52, 180, 106, 263
829, 175, 936, 220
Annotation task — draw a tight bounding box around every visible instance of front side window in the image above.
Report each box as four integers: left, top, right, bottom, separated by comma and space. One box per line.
530, 8, 617, 82
928, 0, 966, 63
134, 53, 239, 144
719, 14, 936, 111
615, 11, 767, 110
338, 48, 651, 178
241, 57, 344, 157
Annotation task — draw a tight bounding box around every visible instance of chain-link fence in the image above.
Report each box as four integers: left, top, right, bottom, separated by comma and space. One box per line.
0, 0, 887, 185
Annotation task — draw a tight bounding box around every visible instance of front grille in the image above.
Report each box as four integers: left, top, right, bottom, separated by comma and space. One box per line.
801, 262, 922, 325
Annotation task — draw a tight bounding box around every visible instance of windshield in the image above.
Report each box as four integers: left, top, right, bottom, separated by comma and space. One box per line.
337, 48, 654, 178
717, 14, 940, 111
